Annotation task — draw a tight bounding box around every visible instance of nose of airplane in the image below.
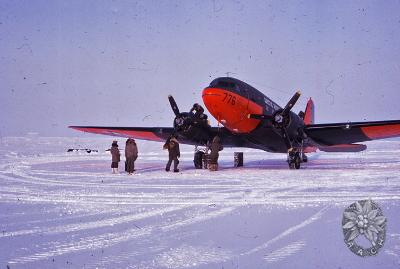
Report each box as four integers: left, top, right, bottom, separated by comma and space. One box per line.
202, 87, 262, 133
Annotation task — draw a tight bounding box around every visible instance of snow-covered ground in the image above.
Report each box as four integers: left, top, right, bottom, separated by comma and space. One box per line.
1, 136, 400, 268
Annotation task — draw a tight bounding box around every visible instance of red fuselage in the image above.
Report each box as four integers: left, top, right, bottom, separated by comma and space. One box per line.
202, 77, 281, 134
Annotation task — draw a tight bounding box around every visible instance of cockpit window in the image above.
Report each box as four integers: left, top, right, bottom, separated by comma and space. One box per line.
218, 81, 234, 88
209, 79, 241, 92
214, 81, 239, 91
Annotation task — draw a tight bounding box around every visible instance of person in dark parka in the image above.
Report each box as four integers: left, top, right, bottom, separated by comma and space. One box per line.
125, 138, 138, 175
110, 140, 121, 174
209, 136, 223, 171
190, 103, 205, 118
190, 103, 208, 126
163, 136, 180, 172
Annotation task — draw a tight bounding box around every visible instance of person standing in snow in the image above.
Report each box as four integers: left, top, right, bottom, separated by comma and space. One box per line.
125, 138, 138, 175
209, 136, 223, 171
110, 140, 120, 174
163, 136, 180, 172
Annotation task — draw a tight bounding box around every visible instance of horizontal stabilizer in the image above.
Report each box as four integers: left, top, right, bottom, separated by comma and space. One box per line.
318, 144, 367, 152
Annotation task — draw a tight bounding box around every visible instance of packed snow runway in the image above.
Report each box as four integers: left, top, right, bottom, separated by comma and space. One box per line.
1, 136, 400, 268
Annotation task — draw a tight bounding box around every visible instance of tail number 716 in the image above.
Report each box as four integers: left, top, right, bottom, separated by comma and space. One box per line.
222, 93, 236, 105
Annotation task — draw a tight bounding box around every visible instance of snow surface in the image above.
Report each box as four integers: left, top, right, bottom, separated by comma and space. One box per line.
0, 136, 400, 268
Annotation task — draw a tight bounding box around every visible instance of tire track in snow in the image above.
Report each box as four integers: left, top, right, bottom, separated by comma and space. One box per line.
154, 244, 233, 269
1, 205, 189, 238
8, 206, 236, 265
2, 164, 400, 207
264, 240, 306, 263
242, 205, 328, 256
2, 140, 400, 267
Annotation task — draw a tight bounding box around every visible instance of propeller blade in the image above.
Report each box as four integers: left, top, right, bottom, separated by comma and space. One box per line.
281, 91, 301, 116
168, 95, 180, 117
247, 114, 274, 120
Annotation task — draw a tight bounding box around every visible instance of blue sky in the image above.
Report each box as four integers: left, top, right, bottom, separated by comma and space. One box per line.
1, 0, 400, 136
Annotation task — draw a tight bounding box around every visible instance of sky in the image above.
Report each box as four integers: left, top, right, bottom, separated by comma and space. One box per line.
1, 0, 400, 136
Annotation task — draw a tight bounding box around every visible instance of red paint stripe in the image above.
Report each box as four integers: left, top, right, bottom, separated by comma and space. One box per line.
70, 127, 164, 141
361, 124, 400, 139
304, 146, 317, 153
304, 98, 314, 125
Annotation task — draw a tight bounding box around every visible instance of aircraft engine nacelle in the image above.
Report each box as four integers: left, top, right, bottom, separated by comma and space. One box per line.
173, 112, 212, 144
281, 111, 306, 141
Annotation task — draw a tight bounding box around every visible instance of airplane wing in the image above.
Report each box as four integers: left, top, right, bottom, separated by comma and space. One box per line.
69, 126, 246, 147
69, 126, 173, 142
305, 120, 400, 146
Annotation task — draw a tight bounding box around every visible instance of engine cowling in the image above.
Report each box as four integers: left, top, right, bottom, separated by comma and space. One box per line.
173, 112, 212, 144
281, 111, 305, 142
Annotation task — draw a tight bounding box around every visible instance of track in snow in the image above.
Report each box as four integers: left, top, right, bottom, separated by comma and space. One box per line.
1, 137, 400, 268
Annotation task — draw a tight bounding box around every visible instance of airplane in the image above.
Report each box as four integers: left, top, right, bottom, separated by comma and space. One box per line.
70, 77, 400, 169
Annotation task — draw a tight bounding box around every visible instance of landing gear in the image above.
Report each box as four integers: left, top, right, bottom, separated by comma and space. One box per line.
194, 145, 209, 169
194, 150, 204, 169
287, 149, 303, 169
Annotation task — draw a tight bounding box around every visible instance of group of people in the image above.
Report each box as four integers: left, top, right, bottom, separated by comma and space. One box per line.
109, 135, 223, 174
110, 138, 138, 175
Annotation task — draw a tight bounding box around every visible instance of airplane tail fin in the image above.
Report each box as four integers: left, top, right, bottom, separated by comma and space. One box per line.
304, 98, 314, 125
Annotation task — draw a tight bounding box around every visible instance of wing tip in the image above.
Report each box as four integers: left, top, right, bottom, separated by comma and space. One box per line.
69, 126, 86, 131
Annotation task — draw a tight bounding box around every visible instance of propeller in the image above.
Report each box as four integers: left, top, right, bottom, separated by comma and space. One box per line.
168, 94, 196, 132
168, 95, 180, 117
248, 91, 302, 150
248, 91, 301, 124
281, 91, 301, 117
167, 95, 212, 144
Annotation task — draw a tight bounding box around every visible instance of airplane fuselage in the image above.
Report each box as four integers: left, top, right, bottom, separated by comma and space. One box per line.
202, 77, 305, 153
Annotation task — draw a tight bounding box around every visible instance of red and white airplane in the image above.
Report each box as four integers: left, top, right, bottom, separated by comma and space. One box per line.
70, 77, 400, 169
